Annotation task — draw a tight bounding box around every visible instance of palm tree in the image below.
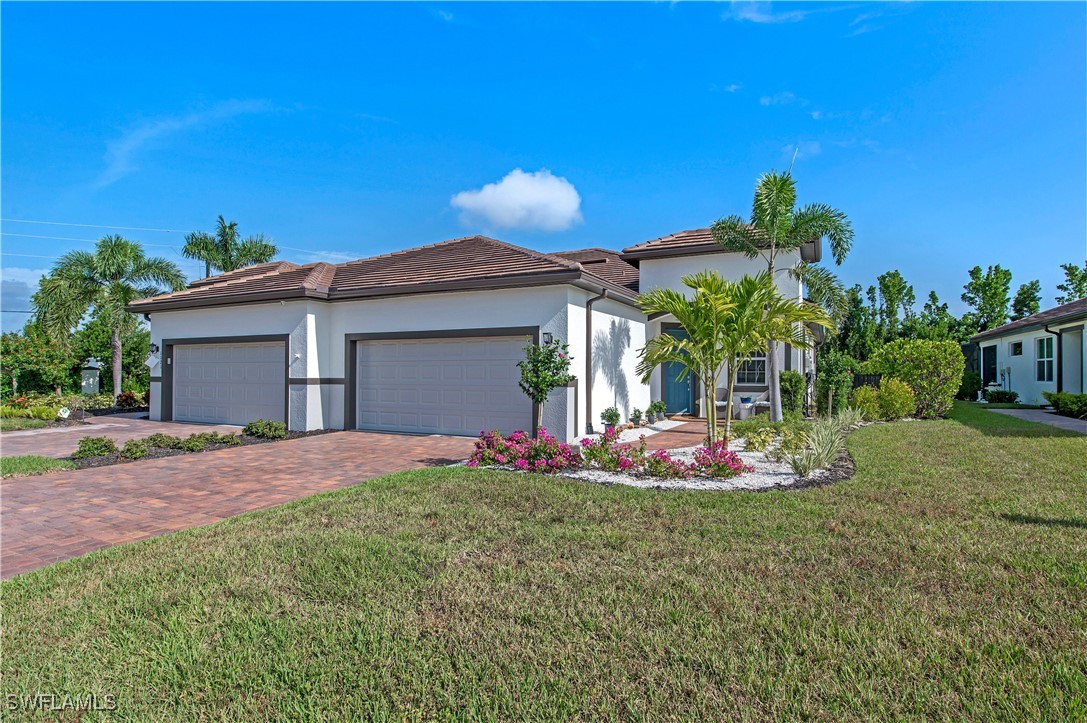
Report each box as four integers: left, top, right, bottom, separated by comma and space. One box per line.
636, 271, 737, 444
183, 215, 277, 278
715, 273, 832, 447
33, 235, 186, 402
711, 170, 853, 421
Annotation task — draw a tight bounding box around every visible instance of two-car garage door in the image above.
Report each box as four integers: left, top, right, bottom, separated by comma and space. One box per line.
173, 342, 285, 425
356, 336, 532, 436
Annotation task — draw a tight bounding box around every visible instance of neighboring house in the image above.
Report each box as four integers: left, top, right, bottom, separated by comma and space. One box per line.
129, 231, 817, 441
970, 298, 1087, 404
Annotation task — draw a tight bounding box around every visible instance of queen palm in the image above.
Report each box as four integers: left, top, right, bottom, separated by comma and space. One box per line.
184, 215, 278, 278
33, 235, 186, 402
711, 170, 853, 421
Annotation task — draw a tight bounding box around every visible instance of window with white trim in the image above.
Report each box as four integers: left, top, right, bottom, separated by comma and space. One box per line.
737, 352, 767, 385
1009, 341, 1022, 356
1036, 337, 1054, 382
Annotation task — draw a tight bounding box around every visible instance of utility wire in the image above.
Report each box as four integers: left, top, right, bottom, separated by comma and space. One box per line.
0, 218, 188, 233
1, 232, 180, 249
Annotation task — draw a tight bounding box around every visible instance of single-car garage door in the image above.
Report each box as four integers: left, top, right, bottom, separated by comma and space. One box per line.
356, 336, 532, 436
173, 342, 286, 425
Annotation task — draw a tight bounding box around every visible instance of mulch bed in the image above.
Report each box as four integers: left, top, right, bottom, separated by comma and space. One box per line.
70, 429, 332, 470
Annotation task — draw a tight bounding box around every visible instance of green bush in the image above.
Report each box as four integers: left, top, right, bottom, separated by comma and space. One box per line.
867, 339, 964, 418
144, 433, 182, 449
850, 386, 881, 421
958, 369, 983, 400
180, 434, 211, 453
243, 419, 287, 439
984, 389, 1019, 404
72, 436, 119, 459
600, 407, 620, 427
743, 427, 776, 451
1043, 391, 1087, 419
877, 378, 916, 421
120, 438, 150, 460
115, 391, 142, 408
780, 370, 807, 416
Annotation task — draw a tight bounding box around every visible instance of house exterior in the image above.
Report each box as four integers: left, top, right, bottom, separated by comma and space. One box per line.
970, 298, 1087, 404
129, 231, 817, 442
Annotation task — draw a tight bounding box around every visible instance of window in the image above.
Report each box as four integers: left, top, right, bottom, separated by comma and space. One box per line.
737, 352, 766, 385
1010, 341, 1023, 356
1036, 337, 1054, 382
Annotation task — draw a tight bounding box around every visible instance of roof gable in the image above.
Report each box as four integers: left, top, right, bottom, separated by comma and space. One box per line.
972, 298, 1087, 341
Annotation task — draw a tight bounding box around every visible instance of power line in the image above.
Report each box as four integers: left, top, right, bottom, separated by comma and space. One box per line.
1, 232, 181, 249
1, 218, 188, 233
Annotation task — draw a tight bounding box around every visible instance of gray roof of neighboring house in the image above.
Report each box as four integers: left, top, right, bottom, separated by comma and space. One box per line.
621, 227, 822, 263
971, 298, 1087, 342
128, 236, 641, 313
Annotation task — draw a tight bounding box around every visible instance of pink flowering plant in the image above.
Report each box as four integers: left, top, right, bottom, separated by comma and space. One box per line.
692, 441, 754, 478
466, 427, 581, 474
644, 449, 694, 478
579, 428, 646, 472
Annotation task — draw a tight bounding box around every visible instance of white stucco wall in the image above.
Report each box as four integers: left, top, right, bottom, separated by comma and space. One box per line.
574, 294, 650, 433
979, 319, 1087, 404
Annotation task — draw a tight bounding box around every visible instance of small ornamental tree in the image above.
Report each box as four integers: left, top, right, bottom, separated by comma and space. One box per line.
517, 338, 574, 432
867, 338, 964, 418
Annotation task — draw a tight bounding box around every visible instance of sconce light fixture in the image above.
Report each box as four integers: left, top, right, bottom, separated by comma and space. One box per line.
149, 343, 160, 354
542, 333, 553, 344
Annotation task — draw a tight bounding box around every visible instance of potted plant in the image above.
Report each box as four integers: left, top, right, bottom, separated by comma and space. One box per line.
655, 400, 667, 421
601, 406, 620, 433
631, 407, 643, 427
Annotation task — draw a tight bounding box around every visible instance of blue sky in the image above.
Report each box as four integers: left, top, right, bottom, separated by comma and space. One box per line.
3, 1, 1085, 331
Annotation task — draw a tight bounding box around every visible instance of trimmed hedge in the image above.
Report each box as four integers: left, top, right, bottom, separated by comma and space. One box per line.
1043, 391, 1087, 419
984, 390, 1019, 404
243, 419, 287, 439
867, 339, 964, 419
72, 436, 118, 459
877, 378, 916, 421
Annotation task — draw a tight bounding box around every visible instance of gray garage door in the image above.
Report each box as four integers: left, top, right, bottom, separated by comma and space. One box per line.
356, 336, 532, 436
173, 342, 286, 425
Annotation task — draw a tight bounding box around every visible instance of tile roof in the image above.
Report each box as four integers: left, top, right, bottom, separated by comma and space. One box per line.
552, 248, 640, 293
129, 235, 639, 312
621, 228, 720, 259
971, 298, 1087, 341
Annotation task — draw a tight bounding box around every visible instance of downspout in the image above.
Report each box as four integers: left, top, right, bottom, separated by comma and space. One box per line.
585, 289, 608, 434
1044, 325, 1064, 393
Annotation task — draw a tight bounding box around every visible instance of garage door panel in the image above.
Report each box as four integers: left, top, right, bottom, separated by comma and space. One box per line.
357, 336, 532, 436
173, 342, 285, 425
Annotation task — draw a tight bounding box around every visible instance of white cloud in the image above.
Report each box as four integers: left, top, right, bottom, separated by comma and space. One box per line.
436, 9, 454, 22
450, 169, 583, 232
722, 2, 810, 23
760, 91, 796, 106
95, 99, 271, 188
782, 141, 822, 161
710, 82, 743, 93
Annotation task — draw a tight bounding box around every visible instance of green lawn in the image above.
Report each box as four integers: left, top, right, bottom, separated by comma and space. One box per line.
0, 418, 49, 431
3, 403, 1085, 720
0, 455, 75, 478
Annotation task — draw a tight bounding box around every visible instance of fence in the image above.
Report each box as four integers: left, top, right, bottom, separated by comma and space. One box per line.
852, 373, 882, 389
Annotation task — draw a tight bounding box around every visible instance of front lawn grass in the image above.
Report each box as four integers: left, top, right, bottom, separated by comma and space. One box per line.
0, 418, 49, 431
3, 402, 1085, 719
0, 455, 75, 478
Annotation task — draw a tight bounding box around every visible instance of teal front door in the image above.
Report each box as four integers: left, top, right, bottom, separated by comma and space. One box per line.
662, 328, 694, 415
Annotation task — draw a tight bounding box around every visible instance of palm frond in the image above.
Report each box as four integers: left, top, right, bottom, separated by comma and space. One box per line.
751, 170, 796, 244
710, 215, 763, 259
791, 203, 854, 264
789, 262, 847, 320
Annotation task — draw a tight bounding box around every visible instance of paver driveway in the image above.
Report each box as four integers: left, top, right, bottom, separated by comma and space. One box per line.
1, 431, 475, 578
0, 413, 241, 459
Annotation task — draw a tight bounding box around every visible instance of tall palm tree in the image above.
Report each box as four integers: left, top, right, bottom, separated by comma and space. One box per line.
711, 170, 853, 421
636, 271, 737, 444
33, 235, 186, 402
183, 215, 277, 278
715, 273, 833, 447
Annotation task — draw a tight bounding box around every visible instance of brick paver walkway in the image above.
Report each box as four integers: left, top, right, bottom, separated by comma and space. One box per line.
624, 421, 708, 451
1, 413, 242, 459
1, 431, 475, 578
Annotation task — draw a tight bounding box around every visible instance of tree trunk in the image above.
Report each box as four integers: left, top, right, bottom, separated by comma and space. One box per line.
205, 261, 211, 279
11, 373, 17, 395
724, 365, 738, 449
768, 339, 783, 422
111, 327, 123, 404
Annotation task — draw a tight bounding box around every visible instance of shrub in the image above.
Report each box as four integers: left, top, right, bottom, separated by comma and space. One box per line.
958, 369, 983, 400
780, 370, 807, 416
180, 434, 211, 452
580, 428, 643, 472
784, 418, 844, 476
692, 441, 754, 478
815, 349, 857, 416
867, 339, 964, 418
243, 419, 287, 439
765, 428, 810, 462
115, 391, 141, 408
600, 407, 620, 427
144, 433, 182, 449
833, 406, 866, 431
1043, 391, 1087, 419
120, 438, 150, 460
72, 436, 119, 459
850, 386, 881, 421
877, 378, 916, 421
644, 449, 694, 478
468, 428, 581, 473
0, 405, 59, 420
743, 427, 776, 452
984, 389, 1019, 404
